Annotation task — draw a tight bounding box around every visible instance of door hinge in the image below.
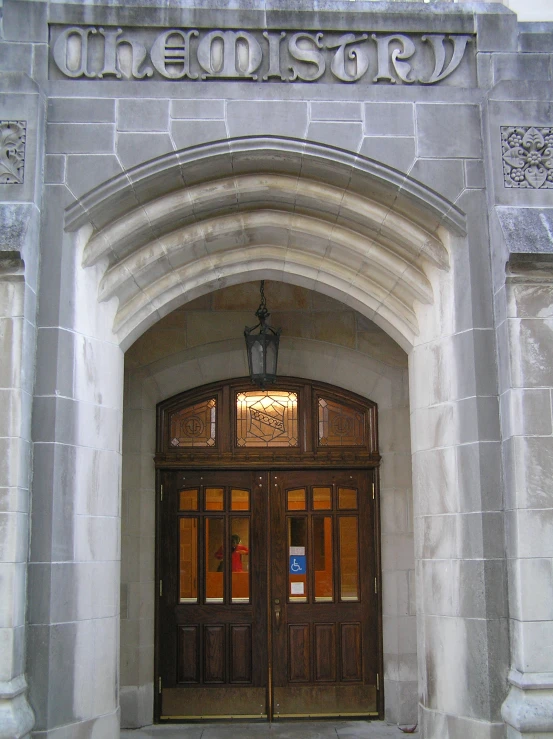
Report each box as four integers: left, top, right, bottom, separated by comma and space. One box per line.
160, 484, 163, 501
158, 676, 162, 694
374, 577, 378, 594
159, 579, 163, 597
372, 481, 375, 500
376, 673, 380, 691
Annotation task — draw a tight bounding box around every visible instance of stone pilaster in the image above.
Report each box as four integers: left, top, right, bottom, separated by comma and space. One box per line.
0, 7, 47, 729
0, 253, 35, 739
500, 255, 553, 739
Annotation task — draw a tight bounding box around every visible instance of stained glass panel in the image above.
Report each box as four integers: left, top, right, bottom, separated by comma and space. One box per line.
169, 398, 216, 448
314, 516, 333, 602
312, 487, 332, 510
231, 489, 250, 511
179, 518, 198, 602
338, 487, 358, 510
318, 397, 365, 447
287, 488, 306, 510
205, 488, 224, 511
206, 518, 224, 603
179, 489, 199, 511
236, 391, 298, 447
339, 517, 359, 601
231, 518, 250, 603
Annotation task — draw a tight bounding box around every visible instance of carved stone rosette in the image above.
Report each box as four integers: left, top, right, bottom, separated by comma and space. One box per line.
501, 126, 553, 189
0, 121, 26, 185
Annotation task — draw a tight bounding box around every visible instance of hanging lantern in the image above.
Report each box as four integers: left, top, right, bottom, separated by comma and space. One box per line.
244, 281, 281, 388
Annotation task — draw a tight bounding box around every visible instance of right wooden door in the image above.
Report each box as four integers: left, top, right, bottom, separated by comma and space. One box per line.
270, 469, 380, 719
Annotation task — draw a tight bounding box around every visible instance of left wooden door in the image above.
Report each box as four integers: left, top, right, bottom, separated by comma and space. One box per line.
157, 470, 268, 720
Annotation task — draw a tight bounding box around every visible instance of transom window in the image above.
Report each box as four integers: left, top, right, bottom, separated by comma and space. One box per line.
156, 378, 378, 465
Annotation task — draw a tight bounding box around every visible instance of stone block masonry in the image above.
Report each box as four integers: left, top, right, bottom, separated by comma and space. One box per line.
0, 0, 553, 737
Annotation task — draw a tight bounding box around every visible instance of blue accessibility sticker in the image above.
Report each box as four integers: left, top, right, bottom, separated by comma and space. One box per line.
289, 555, 306, 574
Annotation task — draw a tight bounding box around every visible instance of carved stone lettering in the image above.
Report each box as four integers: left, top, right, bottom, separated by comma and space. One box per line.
98, 27, 153, 78
48, 25, 474, 86
263, 31, 286, 81
197, 30, 262, 79
420, 34, 471, 84
502, 126, 553, 189
151, 29, 198, 79
288, 33, 325, 82
327, 33, 369, 83
0, 121, 26, 185
52, 26, 98, 78
372, 34, 416, 84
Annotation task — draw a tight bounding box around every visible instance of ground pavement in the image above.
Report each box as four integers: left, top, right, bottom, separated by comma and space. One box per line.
121, 721, 419, 738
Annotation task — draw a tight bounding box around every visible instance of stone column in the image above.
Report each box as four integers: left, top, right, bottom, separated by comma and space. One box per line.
0, 251, 35, 739
500, 255, 553, 739
0, 14, 47, 728
411, 196, 509, 738
27, 214, 124, 737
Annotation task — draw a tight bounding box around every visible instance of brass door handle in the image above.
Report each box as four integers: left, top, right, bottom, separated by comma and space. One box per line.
274, 604, 281, 628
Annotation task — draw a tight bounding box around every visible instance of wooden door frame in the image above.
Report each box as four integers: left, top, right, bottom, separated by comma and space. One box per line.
154, 378, 384, 722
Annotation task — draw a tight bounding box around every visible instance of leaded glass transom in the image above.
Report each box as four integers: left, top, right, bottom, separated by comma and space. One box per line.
236, 390, 298, 447
169, 397, 216, 447
318, 397, 364, 447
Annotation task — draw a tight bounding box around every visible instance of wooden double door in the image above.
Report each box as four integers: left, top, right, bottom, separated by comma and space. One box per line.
156, 468, 380, 721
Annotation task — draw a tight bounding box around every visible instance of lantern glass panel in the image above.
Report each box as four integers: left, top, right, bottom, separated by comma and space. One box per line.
250, 339, 264, 376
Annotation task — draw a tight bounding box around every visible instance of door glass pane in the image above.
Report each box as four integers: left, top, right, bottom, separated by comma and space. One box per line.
287, 488, 306, 510
231, 518, 250, 603
338, 487, 358, 510
339, 517, 359, 601
288, 517, 307, 602
179, 488, 198, 510
179, 518, 198, 602
231, 489, 250, 510
205, 487, 224, 510
313, 486, 331, 510
206, 518, 224, 602
313, 517, 333, 602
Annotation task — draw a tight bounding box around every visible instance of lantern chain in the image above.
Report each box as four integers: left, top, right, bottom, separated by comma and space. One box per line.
256, 280, 270, 326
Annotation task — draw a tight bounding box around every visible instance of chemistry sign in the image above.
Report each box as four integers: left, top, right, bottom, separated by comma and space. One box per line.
49, 26, 473, 85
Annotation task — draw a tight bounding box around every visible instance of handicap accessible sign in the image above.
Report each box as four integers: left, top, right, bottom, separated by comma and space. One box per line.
289, 555, 306, 574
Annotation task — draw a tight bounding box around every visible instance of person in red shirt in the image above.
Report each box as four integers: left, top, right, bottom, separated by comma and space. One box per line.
215, 534, 249, 572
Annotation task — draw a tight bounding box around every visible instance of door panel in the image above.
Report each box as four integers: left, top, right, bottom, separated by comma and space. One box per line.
315, 623, 336, 681
158, 470, 268, 719
270, 470, 378, 718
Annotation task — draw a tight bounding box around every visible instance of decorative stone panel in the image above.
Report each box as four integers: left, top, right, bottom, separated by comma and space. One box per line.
501, 126, 553, 189
0, 121, 26, 184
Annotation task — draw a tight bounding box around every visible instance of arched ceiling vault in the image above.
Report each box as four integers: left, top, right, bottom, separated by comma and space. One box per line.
65, 137, 465, 352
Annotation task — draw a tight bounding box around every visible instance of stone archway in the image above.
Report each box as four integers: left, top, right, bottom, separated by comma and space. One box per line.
120, 283, 414, 727
28, 138, 507, 739
65, 137, 462, 351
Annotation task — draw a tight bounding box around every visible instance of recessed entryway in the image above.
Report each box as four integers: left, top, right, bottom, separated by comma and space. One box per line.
155, 379, 383, 722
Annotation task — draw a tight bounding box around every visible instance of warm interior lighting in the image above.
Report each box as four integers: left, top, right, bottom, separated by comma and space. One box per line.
236, 390, 298, 447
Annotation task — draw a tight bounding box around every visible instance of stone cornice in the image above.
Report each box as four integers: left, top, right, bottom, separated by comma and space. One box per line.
46, 1, 508, 34
507, 252, 553, 282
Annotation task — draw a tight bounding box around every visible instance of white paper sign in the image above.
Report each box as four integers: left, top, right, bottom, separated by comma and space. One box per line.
291, 582, 305, 595
290, 546, 305, 556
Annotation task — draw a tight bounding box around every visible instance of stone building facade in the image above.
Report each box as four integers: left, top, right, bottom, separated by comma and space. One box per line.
1, 0, 553, 737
